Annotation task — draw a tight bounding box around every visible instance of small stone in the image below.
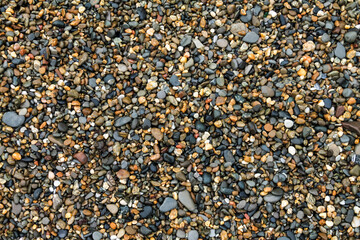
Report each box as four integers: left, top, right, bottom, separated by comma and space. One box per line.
284, 120, 294, 128
342, 121, 360, 136
52, 20, 66, 28
2, 112, 25, 127
107, 204, 119, 215
303, 41, 316, 52
352, 216, 360, 228
179, 190, 196, 212
117, 169, 130, 179
159, 197, 177, 212
261, 86, 274, 97
224, 150, 235, 163
12, 202, 22, 215
169, 75, 180, 86
345, 31, 357, 43
58, 230, 68, 238
92, 231, 102, 240
264, 194, 282, 203
336, 106, 345, 117
140, 206, 152, 218
217, 39, 228, 48
334, 42, 346, 59
188, 230, 199, 240
115, 117, 132, 127
73, 152, 88, 164
230, 23, 248, 35
350, 165, 360, 176
243, 32, 259, 43
139, 226, 152, 236
288, 146, 296, 155
151, 128, 163, 141
343, 88, 353, 98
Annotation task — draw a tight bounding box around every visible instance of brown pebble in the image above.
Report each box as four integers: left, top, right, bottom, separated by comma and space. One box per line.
151, 128, 163, 141
117, 169, 130, 179
342, 121, 360, 136
73, 152, 88, 164
335, 106, 345, 117
216, 97, 226, 105
264, 123, 273, 132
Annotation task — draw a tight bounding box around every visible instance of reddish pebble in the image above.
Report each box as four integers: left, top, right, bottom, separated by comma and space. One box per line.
73, 152, 88, 164
117, 169, 130, 179
335, 106, 345, 118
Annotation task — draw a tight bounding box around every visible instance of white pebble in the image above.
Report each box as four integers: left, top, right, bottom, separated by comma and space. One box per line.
288, 146, 296, 155
284, 119, 294, 128
54, 180, 60, 187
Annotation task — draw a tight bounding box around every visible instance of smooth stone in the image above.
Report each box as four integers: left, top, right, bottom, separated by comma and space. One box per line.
140, 206, 153, 218
224, 150, 235, 163
157, 91, 166, 99
264, 194, 282, 203
58, 230, 68, 238
169, 74, 180, 86
159, 197, 177, 212
261, 86, 274, 97
345, 31, 357, 43
350, 165, 360, 176
180, 35, 192, 47
139, 226, 152, 236
355, 144, 360, 155
12, 202, 22, 215
106, 204, 119, 215
53, 194, 62, 210
284, 120, 294, 128
114, 116, 132, 127
52, 20, 66, 28
217, 39, 228, 48
352, 216, 360, 228
230, 23, 248, 35
243, 32, 259, 43
92, 231, 102, 240
188, 230, 199, 240
334, 42, 346, 58
342, 121, 360, 135
73, 152, 88, 164
343, 88, 353, 98
179, 190, 196, 212
2, 111, 25, 127
151, 128, 163, 141
193, 38, 204, 48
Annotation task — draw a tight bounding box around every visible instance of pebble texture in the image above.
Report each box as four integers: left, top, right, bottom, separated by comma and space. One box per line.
0, 0, 360, 240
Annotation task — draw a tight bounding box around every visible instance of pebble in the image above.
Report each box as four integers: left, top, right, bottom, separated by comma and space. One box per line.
92, 231, 102, 240
2, 112, 25, 127
345, 31, 357, 43
114, 117, 132, 127
334, 42, 346, 59
261, 86, 275, 97
188, 230, 199, 240
284, 120, 294, 128
242, 32, 259, 43
73, 152, 88, 165
217, 39, 228, 48
106, 204, 118, 215
159, 198, 177, 212
179, 190, 196, 212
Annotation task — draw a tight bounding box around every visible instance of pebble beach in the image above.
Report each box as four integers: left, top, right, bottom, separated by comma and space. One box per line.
1, 0, 360, 239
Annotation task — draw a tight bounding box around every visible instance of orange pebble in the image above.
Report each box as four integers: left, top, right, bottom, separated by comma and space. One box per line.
12, 152, 22, 160
348, 97, 356, 105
